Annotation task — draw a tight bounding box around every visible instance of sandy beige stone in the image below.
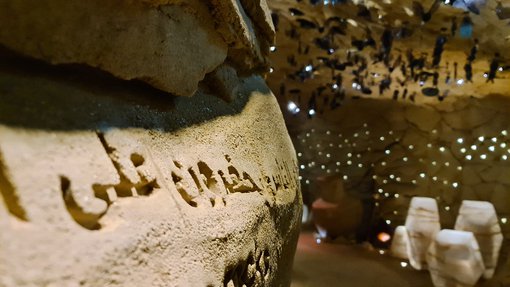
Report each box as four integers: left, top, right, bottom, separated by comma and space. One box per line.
0, 0, 229, 97
454, 200, 503, 279
427, 230, 485, 287
405, 197, 441, 270
0, 52, 301, 286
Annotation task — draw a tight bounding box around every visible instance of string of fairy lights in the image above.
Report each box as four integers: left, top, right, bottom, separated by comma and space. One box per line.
296, 124, 510, 230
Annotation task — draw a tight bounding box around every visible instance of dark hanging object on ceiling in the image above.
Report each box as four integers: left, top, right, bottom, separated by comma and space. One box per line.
271, 12, 279, 31
296, 19, 318, 29
422, 87, 439, 97
357, 5, 371, 19
496, 1, 510, 19
289, 8, 304, 16
413, 0, 441, 23
361, 86, 372, 95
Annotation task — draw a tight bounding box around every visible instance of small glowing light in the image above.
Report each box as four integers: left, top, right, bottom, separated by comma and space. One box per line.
396, 177, 401, 182
308, 109, 316, 116
270, 46, 276, 52
432, 129, 437, 134
471, 145, 477, 151
395, 193, 400, 198
269, 67, 274, 73
400, 261, 408, 268
372, 175, 378, 179
432, 176, 438, 181
480, 154, 487, 160
466, 155, 473, 160
484, 73, 488, 78
456, 79, 464, 85
389, 174, 395, 179
383, 179, 388, 184
502, 130, 508, 136
457, 166, 463, 171
326, 153, 331, 158
378, 188, 384, 193
445, 206, 451, 211
356, 154, 361, 158
499, 66, 504, 72
354, 133, 359, 138
457, 138, 464, 144
347, 153, 352, 157
321, 165, 325, 169
489, 146, 496, 152
299, 176, 303, 180
443, 180, 449, 185
380, 136, 385, 141
287, 101, 300, 114
419, 80, 425, 86
305, 180, 310, 184
347, 160, 352, 165
336, 162, 340, 166
501, 143, 507, 148
444, 162, 450, 166
328, 48, 335, 54
439, 147, 446, 152
300, 165, 305, 170
377, 232, 391, 243
501, 218, 508, 224
385, 219, 391, 225
503, 155, 508, 160
358, 163, 363, 168
343, 175, 348, 180
381, 161, 387, 166
452, 182, 459, 188
403, 157, 408, 162
492, 137, 498, 143
332, 83, 339, 89
420, 173, 426, 178
460, 148, 467, 153
408, 145, 414, 150
412, 179, 417, 184
478, 136, 485, 142
385, 150, 391, 155
432, 161, 437, 166
427, 143, 432, 148
305, 64, 313, 72
379, 249, 385, 255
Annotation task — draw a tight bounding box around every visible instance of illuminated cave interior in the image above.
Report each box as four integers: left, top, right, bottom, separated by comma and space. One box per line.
267, 0, 510, 286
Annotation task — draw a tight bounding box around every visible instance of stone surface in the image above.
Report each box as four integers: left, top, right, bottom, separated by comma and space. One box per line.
426, 229, 485, 287
404, 105, 441, 132
405, 197, 441, 270
0, 38, 300, 287
454, 200, 503, 279
0, 0, 275, 97
390, 225, 410, 260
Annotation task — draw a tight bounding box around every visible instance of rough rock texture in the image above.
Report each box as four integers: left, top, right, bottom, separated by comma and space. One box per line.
0, 0, 300, 286
405, 197, 441, 270
427, 230, 485, 287
0, 54, 301, 286
390, 225, 410, 260
0, 0, 275, 97
454, 200, 503, 279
